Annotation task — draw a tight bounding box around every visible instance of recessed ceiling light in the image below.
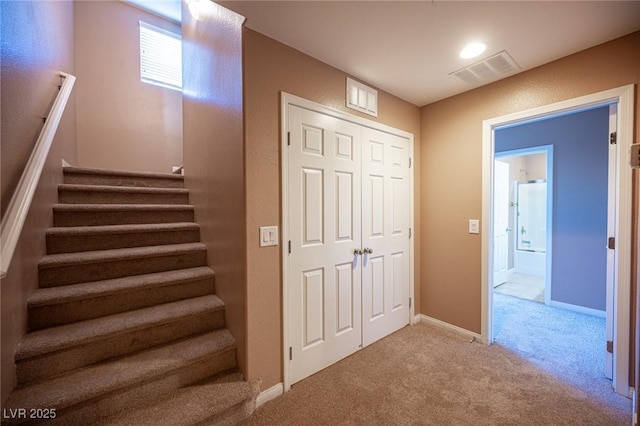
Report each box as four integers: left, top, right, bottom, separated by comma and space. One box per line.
460, 42, 487, 59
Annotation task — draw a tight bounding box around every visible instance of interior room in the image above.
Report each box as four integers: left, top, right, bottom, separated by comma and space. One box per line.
493, 151, 548, 302
490, 106, 616, 421
1, 1, 639, 424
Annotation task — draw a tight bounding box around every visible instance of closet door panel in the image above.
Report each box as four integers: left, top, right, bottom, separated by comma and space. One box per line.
288, 105, 363, 384
361, 127, 411, 347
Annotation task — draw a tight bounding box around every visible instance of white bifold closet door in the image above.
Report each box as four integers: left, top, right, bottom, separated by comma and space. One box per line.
288, 105, 410, 385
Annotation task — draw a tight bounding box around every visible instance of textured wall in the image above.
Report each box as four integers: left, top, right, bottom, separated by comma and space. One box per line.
75, 1, 182, 173
243, 28, 421, 390
420, 31, 639, 335
496, 106, 609, 311
0, 0, 76, 405
181, 2, 247, 374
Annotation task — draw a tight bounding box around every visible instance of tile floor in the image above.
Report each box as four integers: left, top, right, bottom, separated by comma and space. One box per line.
494, 272, 545, 303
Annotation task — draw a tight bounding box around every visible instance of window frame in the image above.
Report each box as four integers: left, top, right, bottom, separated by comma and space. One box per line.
139, 20, 182, 91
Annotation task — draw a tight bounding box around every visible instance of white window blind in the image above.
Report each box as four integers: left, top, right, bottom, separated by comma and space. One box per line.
139, 21, 182, 90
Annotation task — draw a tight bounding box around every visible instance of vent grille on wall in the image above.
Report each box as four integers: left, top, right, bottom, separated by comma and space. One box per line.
450, 50, 520, 85
346, 77, 378, 117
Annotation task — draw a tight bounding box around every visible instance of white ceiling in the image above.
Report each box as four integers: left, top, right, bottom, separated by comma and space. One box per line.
125, 0, 182, 23
218, 1, 640, 106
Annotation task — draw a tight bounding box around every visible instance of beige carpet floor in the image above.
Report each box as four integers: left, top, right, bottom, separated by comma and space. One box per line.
243, 323, 630, 425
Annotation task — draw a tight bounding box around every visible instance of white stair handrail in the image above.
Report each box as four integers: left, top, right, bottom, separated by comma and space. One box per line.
1, 72, 76, 278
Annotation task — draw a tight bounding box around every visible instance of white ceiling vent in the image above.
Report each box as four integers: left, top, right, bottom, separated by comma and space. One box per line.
450, 50, 520, 85
346, 78, 378, 117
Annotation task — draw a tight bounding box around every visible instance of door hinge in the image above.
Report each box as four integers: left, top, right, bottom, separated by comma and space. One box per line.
409, 297, 412, 308
289, 346, 293, 360
409, 228, 412, 239
288, 240, 292, 254
606, 340, 613, 354
608, 237, 615, 250
409, 158, 412, 168
610, 132, 617, 145
287, 132, 291, 146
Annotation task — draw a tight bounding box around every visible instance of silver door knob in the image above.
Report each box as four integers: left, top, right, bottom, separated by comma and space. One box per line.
354, 248, 363, 256
364, 247, 373, 254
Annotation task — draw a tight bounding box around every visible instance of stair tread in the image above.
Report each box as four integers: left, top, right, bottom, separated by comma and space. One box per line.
5, 330, 235, 411
39, 242, 207, 269
98, 374, 259, 426
59, 183, 189, 195
17, 295, 225, 361
64, 166, 183, 181
46, 222, 200, 237
53, 203, 194, 212
29, 267, 214, 308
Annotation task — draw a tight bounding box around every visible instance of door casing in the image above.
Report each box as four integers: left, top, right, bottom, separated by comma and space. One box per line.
481, 84, 635, 397
281, 92, 415, 392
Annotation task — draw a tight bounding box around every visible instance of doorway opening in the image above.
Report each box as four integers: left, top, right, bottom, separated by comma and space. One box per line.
493, 147, 551, 305
481, 85, 634, 398
490, 107, 624, 410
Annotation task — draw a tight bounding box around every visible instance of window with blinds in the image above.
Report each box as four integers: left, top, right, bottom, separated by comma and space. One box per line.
139, 21, 182, 91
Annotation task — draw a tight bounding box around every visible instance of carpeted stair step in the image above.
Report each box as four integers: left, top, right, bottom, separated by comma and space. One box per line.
2, 165, 253, 425
46, 222, 201, 254
16, 295, 226, 384
53, 204, 195, 227
4, 330, 236, 425
58, 184, 190, 205
38, 243, 207, 287
63, 166, 184, 189
28, 267, 215, 330
97, 372, 260, 426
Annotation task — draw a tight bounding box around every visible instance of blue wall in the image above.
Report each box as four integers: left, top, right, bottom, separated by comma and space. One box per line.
496, 106, 609, 311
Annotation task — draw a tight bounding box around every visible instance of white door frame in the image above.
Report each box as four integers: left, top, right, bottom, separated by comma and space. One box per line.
605, 103, 618, 380
281, 92, 415, 392
481, 84, 634, 397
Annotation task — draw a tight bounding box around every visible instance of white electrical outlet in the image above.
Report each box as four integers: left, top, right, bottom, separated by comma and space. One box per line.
259, 226, 278, 247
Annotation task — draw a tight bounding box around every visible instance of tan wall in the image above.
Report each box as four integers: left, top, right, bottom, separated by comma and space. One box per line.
420, 32, 639, 341
181, 3, 247, 374
243, 28, 422, 390
0, 0, 76, 405
75, 1, 182, 174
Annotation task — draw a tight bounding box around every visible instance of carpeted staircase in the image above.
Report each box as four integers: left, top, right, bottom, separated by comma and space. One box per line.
2, 166, 258, 425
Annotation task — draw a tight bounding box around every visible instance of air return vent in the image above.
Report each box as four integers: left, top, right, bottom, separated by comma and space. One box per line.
450, 50, 520, 85
346, 78, 378, 117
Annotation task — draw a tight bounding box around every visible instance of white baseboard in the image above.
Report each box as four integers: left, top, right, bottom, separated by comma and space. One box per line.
548, 300, 606, 318
417, 314, 482, 342
256, 382, 283, 408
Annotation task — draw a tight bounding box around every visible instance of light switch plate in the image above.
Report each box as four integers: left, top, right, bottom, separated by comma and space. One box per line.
469, 219, 480, 234
259, 226, 278, 247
